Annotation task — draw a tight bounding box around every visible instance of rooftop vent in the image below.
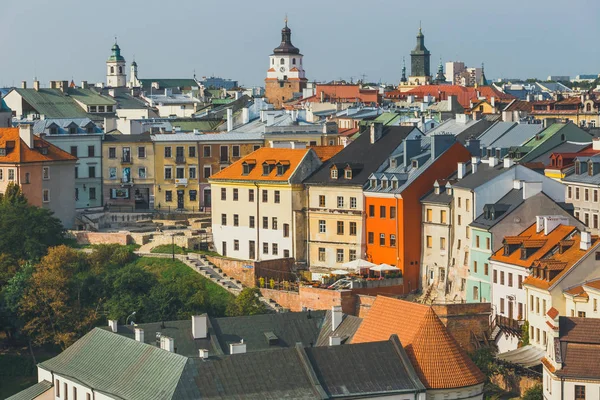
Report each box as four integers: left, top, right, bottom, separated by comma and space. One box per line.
264, 331, 279, 346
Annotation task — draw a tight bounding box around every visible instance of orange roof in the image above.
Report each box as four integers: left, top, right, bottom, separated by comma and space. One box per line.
491, 223, 576, 268
547, 307, 559, 319
309, 145, 343, 162
504, 236, 526, 245
352, 296, 485, 389
584, 279, 600, 291
541, 357, 556, 373
338, 127, 359, 137
406, 85, 514, 108
0, 127, 77, 164
209, 147, 310, 182
523, 233, 599, 290
564, 285, 589, 299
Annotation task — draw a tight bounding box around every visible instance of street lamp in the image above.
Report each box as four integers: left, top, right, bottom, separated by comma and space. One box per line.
126, 311, 136, 325
172, 234, 175, 260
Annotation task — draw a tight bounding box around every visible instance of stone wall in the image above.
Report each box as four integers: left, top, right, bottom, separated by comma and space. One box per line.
432, 302, 491, 353
71, 231, 131, 245
355, 295, 376, 318
491, 371, 541, 397
206, 256, 295, 288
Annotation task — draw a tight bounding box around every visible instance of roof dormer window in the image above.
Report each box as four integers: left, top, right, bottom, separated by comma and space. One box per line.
575, 161, 581, 175
49, 127, 58, 135
370, 178, 377, 188
39, 147, 48, 155
392, 180, 398, 189
262, 164, 270, 176
69, 126, 76, 134
412, 160, 418, 168
589, 162, 595, 176
331, 168, 338, 179
344, 169, 352, 179
0, 148, 5, 156
277, 165, 285, 176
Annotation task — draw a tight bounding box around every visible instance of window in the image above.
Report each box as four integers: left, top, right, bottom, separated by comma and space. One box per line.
344, 169, 352, 179
567, 186, 572, 198
0, 169, 3, 180
263, 242, 269, 254
56, 380, 60, 397
319, 248, 326, 262
493, 269, 497, 283
595, 298, 598, 312
440, 237, 446, 250
543, 299, 547, 314
262, 190, 268, 202
319, 195, 326, 207
89, 187, 96, 200
486, 237, 491, 249
176, 167, 185, 179
221, 188, 226, 200
232, 145, 240, 158
71, 146, 78, 157
331, 169, 338, 179
349, 249, 357, 261
380, 206, 386, 218
507, 272, 514, 287
274, 190, 280, 203
7, 169, 14, 181
233, 240, 239, 251
249, 189, 254, 202
536, 297, 540, 314
458, 215, 462, 225
575, 385, 586, 400
337, 221, 344, 235
368, 232, 374, 244
41, 166, 50, 180
440, 210, 447, 223
426, 235, 432, 248
164, 166, 172, 179
578, 311, 586, 317
249, 216, 255, 228
189, 167, 196, 179
75, 187, 79, 200
585, 188, 590, 201
337, 196, 344, 208
64, 382, 68, 400
426, 208, 432, 222
42, 189, 49, 202
189, 146, 196, 158
87, 145, 95, 157
272, 217, 278, 230
350, 197, 357, 209
389, 234, 396, 247
283, 223, 289, 237
263, 217, 269, 229
464, 251, 469, 265
500, 271, 505, 285
233, 214, 239, 227
473, 286, 479, 301
336, 249, 344, 263
253, 145, 261, 151
500, 298, 505, 314
465, 198, 470, 210
595, 214, 599, 229
138, 167, 147, 179
220, 213, 227, 225
484, 263, 489, 276
319, 220, 326, 233
458, 197, 461, 207
233, 188, 238, 201
530, 295, 534, 311
476, 236, 480, 248
203, 166, 211, 179
165, 191, 172, 202
88, 166, 96, 178
473, 261, 478, 273
466, 226, 470, 239
272, 243, 278, 255
349, 222, 357, 236
164, 147, 172, 158
576, 187, 580, 200
369, 205, 375, 217
203, 146, 211, 157
189, 190, 197, 201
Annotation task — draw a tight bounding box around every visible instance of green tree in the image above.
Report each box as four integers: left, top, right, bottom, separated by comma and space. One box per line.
520, 320, 530, 347
104, 264, 158, 322
226, 287, 266, 316
522, 383, 543, 400
0, 262, 34, 339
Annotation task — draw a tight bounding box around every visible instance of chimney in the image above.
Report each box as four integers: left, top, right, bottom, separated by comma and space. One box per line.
543, 216, 570, 236
489, 156, 498, 168
523, 181, 542, 199
192, 315, 208, 339
108, 88, 116, 98
504, 158, 514, 168
199, 349, 209, 359
471, 156, 480, 174
33, 80, 40, 91
447, 95, 455, 112
370, 122, 383, 144
331, 305, 343, 331
19, 124, 34, 149
329, 335, 341, 346
580, 231, 592, 251
226, 108, 233, 132
465, 138, 481, 156
403, 137, 421, 166
60, 80, 68, 93
593, 138, 600, 151
21, 81, 27, 89
81, 81, 88, 89
160, 336, 175, 352
513, 180, 523, 190
536, 216, 545, 233
491, 96, 496, 108
457, 162, 466, 179
266, 113, 275, 127
229, 339, 247, 354
134, 328, 144, 343
108, 319, 118, 333
430, 134, 454, 159
242, 107, 250, 124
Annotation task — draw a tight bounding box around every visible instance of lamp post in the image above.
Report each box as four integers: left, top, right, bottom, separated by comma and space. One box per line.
172, 234, 175, 260
126, 311, 136, 325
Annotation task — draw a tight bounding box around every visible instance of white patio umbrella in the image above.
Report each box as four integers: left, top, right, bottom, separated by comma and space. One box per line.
370, 263, 399, 277
331, 269, 350, 275
342, 258, 376, 271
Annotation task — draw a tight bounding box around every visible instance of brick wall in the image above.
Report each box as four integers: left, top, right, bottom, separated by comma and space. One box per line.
432, 302, 491, 353
72, 231, 130, 245
260, 286, 356, 314
355, 295, 376, 318
206, 256, 295, 288
260, 288, 302, 311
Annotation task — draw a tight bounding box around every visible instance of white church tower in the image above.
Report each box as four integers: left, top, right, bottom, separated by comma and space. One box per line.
129, 60, 139, 87
106, 40, 126, 87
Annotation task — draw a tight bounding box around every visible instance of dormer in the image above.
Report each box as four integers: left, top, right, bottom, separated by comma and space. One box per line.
411, 159, 418, 169
276, 160, 290, 176
83, 121, 96, 134
391, 176, 399, 190
368, 173, 378, 189
262, 160, 276, 176
330, 164, 339, 180
47, 122, 60, 135
588, 159, 600, 176
433, 181, 441, 195
242, 159, 256, 175
344, 165, 352, 180
66, 122, 78, 135
381, 175, 389, 189
503, 237, 522, 256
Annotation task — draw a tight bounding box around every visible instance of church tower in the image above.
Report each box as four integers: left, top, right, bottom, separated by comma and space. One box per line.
264, 18, 307, 109
409, 26, 431, 85
106, 40, 126, 87
129, 60, 139, 87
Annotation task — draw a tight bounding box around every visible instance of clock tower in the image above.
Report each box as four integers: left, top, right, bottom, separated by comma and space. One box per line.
408, 26, 431, 85
265, 18, 307, 109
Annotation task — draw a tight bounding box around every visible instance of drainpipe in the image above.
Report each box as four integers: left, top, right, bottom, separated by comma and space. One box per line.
305, 186, 310, 264
394, 194, 401, 292
254, 182, 260, 262
560, 376, 564, 400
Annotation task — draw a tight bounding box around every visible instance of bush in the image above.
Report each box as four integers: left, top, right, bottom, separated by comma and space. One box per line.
522, 383, 543, 400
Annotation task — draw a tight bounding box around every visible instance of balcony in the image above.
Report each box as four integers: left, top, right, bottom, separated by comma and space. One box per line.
121, 177, 134, 186
121, 156, 132, 165
176, 156, 186, 164
175, 178, 188, 186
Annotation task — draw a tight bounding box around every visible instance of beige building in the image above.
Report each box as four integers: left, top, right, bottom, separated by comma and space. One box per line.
209, 147, 322, 261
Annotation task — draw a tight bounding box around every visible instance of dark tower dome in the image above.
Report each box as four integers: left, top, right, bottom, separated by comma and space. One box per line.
273, 19, 300, 55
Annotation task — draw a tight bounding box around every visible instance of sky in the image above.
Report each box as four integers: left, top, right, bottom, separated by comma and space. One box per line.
1, 0, 598, 88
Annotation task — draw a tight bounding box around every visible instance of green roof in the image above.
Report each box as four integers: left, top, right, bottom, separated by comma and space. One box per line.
211, 98, 235, 105
15, 88, 90, 119
373, 112, 402, 126
521, 123, 565, 147
68, 88, 116, 106
39, 328, 189, 400
6, 380, 53, 400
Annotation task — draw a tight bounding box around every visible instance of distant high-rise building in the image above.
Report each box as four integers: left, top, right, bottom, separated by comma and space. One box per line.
445, 62, 465, 84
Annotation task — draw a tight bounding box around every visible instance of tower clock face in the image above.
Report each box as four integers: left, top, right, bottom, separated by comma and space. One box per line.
280, 67, 286, 72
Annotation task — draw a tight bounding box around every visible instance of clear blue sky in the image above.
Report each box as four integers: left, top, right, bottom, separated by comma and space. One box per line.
2, 0, 598, 88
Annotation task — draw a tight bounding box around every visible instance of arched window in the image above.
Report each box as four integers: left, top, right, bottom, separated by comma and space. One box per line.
118, 66, 123, 74
587, 103, 592, 112
280, 58, 284, 65
292, 58, 296, 65
110, 66, 114, 74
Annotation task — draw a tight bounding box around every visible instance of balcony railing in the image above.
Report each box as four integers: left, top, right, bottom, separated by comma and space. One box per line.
121, 177, 134, 185
121, 156, 132, 164
175, 178, 188, 186
176, 156, 186, 164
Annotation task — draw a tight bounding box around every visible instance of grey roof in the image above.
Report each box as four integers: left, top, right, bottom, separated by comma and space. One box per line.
452, 161, 510, 190
454, 119, 495, 144
6, 380, 53, 400
231, 113, 314, 134
304, 126, 416, 185
315, 309, 362, 346
529, 141, 591, 166
151, 131, 263, 142
470, 189, 524, 230
139, 79, 199, 92
104, 132, 153, 143
421, 182, 455, 204
488, 123, 544, 149
33, 118, 101, 135
98, 87, 150, 110
40, 328, 189, 400
564, 164, 600, 185
477, 122, 517, 147
146, 93, 201, 105
425, 117, 478, 137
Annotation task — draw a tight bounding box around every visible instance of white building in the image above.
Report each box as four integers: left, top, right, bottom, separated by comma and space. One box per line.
106, 42, 126, 88
209, 147, 322, 261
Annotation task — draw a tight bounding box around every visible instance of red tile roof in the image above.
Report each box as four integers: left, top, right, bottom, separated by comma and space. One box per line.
309, 145, 344, 162
405, 85, 514, 108
351, 296, 485, 389
0, 127, 77, 164
547, 307, 559, 319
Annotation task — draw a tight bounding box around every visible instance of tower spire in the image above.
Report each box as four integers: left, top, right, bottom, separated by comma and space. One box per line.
401, 57, 407, 83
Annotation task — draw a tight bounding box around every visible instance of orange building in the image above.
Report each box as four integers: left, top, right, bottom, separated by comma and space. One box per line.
364, 135, 471, 292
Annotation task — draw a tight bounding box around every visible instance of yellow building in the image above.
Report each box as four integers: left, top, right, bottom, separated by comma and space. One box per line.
152, 134, 200, 211
103, 133, 155, 210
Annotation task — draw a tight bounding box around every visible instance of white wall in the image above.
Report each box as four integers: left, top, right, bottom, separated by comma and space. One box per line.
426, 383, 484, 400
